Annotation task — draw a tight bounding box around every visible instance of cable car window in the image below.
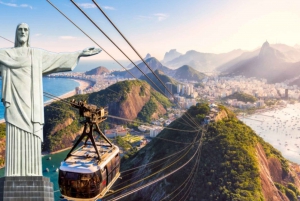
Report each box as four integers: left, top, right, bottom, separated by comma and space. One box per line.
66, 172, 79, 180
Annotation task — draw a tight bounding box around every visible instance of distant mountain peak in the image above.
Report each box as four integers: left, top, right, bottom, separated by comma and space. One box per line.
85, 66, 110, 75
259, 40, 275, 58
162, 49, 182, 63
144, 53, 152, 60
263, 40, 270, 47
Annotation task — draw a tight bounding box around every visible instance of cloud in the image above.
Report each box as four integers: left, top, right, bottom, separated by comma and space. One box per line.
34, 33, 41, 37
137, 13, 169, 21
77, 3, 96, 9
59, 36, 78, 40
20, 4, 33, 9
0, 1, 32, 9
154, 13, 169, 21
103, 6, 115, 10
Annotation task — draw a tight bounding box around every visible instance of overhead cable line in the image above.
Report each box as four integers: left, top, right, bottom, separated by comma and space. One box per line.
0, 35, 13, 43
46, 0, 136, 79
105, 133, 199, 197
70, 0, 168, 99
120, 145, 191, 175
108, 115, 199, 133
89, 0, 202, 129
161, 144, 201, 201
44, 93, 199, 138
91, 0, 174, 99
104, 85, 198, 129
113, 146, 191, 190
105, 129, 204, 201
104, 128, 202, 199
46, 0, 200, 129
44, 90, 198, 134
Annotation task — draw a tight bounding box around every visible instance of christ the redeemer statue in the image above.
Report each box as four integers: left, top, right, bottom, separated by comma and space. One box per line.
0, 23, 101, 176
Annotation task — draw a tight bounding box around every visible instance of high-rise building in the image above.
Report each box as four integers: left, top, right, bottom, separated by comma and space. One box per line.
190, 84, 194, 93
177, 84, 181, 94
165, 82, 173, 98
285, 89, 288, 99
181, 85, 186, 95
186, 85, 191, 96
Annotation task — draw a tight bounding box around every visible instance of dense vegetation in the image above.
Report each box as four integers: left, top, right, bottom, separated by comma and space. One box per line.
275, 182, 300, 201
43, 94, 88, 152
115, 134, 141, 161
199, 118, 263, 200
174, 65, 206, 81
42, 80, 171, 152
119, 103, 296, 201
224, 92, 257, 103
137, 97, 157, 122
88, 80, 138, 106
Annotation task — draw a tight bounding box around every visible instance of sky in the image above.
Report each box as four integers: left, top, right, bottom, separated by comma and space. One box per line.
0, 0, 300, 62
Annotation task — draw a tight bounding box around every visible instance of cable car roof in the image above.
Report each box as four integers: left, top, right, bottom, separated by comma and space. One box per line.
60, 143, 119, 174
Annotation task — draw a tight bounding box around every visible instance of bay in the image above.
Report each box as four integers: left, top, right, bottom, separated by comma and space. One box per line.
0, 77, 80, 120
240, 103, 300, 164
0, 149, 70, 201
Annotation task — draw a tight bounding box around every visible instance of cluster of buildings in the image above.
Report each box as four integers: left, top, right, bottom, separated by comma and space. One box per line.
195, 76, 300, 101
104, 125, 128, 138
225, 99, 265, 109
138, 125, 163, 138
164, 82, 199, 109
176, 83, 198, 98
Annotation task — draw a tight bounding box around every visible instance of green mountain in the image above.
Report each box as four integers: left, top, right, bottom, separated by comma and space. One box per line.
223, 92, 257, 103
111, 104, 300, 201
140, 69, 178, 95
173, 65, 206, 81
85, 66, 110, 75
42, 80, 172, 152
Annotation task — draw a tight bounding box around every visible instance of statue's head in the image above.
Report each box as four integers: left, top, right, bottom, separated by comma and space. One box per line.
14, 23, 30, 47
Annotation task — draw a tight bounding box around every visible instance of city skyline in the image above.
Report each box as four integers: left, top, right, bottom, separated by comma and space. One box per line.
0, 0, 300, 61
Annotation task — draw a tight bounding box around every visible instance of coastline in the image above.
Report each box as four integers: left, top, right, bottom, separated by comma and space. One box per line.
42, 146, 72, 157
0, 78, 93, 123
44, 78, 93, 105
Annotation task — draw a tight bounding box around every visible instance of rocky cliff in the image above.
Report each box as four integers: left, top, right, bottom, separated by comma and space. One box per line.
42, 80, 171, 152
85, 66, 110, 75
108, 104, 300, 201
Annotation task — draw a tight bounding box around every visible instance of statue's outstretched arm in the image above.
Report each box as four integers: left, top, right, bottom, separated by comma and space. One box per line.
79, 47, 102, 57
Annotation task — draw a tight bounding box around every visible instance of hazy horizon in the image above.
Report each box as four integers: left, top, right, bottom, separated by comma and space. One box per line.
1, 0, 300, 61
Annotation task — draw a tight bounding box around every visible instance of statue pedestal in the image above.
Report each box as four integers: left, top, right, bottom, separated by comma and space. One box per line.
0, 176, 54, 201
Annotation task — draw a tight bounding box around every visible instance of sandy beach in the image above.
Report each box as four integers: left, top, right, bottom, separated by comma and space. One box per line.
0, 78, 93, 123
44, 78, 93, 105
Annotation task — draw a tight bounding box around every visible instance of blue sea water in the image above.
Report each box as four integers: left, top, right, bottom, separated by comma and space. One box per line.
0, 77, 80, 120
0, 149, 70, 201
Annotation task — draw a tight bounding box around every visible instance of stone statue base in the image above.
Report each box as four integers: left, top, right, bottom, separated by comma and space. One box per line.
0, 176, 54, 201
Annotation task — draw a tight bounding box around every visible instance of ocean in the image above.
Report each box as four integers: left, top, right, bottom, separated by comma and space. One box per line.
0, 59, 131, 119
0, 149, 70, 201
240, 103, 300, 164
0, 77, 80, 120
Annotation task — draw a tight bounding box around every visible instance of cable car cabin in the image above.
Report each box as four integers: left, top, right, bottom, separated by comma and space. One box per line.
59, 142, 120, 201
